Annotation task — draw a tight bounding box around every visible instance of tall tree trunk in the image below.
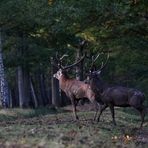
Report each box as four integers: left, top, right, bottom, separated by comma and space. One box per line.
35, 71, 44, 106
39, 71, 48, 105
13, 69, 19, 107
9, 89, 12, 108
30, 77, 38, 108
47, 77, 52, 105
17, 66, 30, 108
17, 33, 31, 108
17, 66, 25, 108
75, 49, 84, 80
50, 57, 61, 107
0, 28, 10, 108
23, 67, 30, 107
75, 40, 86, 81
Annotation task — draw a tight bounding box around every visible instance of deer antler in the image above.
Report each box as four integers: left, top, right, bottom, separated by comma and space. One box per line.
60, 54, 68, 61
63, 54, 86, 70
89, 50, 110, 72
53, 52, 86, 70
90, 52, 104, 70
54, 52, 68, 69
98, 52, 110, 72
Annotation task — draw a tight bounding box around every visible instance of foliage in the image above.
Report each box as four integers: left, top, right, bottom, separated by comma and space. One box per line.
0, 0, 147, 105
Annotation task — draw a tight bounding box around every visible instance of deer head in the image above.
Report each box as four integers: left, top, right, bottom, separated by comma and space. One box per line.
53, 53, 85, 80
87, 52, 110, 83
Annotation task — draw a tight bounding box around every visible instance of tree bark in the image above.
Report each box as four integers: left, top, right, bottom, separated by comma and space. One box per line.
17, 66, 25, 108
17, 33, 31, 108
17, 65, 31, 108
23, 67, 30, 107
35, 71, 44, 106
0, 28, 10, 108
75, 49, 84, 80
75, 40, 86, 81
47, 77, 52, 105
50, 57, 61, 107
39, 72, 48, 105
30, 77, 38, 108
9, 89, 12, 108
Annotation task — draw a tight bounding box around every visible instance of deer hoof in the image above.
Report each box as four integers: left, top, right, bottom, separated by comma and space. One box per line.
93, 117, 96, 121
75, 116, 79, 121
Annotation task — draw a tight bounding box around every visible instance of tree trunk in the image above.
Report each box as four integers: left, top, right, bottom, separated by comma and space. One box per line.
75, 41, 85, 81
30, 77, 38, 108
9, 89, 12, 108
39, 72, 48, 105
17, 66, 25, 108
17, 66, 31, 108
23, 67, 30, 107
17, 33, 31, 108
75, 49, 84, 80
50, 57, 61, 107
35, 71, 44, 106
13, 70, 19, 107
47, 77, 52, 105
0, 28, 10, 108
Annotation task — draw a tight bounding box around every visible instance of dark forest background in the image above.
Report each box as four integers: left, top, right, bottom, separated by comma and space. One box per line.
0, 0, 147, 108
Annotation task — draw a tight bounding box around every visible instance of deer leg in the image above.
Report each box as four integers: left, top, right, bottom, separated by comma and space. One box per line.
75, 99, 79, 106
97, 104, 108, 122
140, 109, 145, 128
94, 103, 99, 121
136, 107, 145, 128
93, 106, 99, 121
71, 98, 79, 121
90, 100, 100, 121
94, 111, 98, 121
109, 104, 116, 125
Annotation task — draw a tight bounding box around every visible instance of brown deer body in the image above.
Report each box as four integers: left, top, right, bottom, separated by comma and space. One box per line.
53, 69, 99, 120
88, 53, 146, 127
53, 54, 99, 120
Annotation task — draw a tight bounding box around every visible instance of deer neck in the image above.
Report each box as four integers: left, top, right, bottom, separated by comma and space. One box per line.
59, 75, 69, 91
91, 77, 106, 94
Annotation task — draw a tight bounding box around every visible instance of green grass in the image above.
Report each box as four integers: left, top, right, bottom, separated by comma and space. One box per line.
0, 106, 147, 148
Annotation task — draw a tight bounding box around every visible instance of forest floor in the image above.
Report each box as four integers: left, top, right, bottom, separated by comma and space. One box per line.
0, 104, 147, 148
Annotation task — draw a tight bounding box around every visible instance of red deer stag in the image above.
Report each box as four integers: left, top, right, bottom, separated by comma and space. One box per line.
53, 54, 99, 121
88, 53, 146, 127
